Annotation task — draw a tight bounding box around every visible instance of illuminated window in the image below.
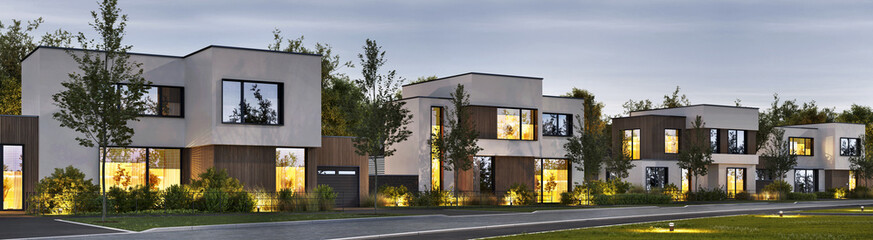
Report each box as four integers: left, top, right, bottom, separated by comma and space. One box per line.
3, 145, 23, 210
850, 171, 857, 191
535, 159, 568, 203
623, 129, 641, 160
728, 130, 746, 154
680, 168, 690, 193
789, 137, 813, 156
645, 167, 667, 191
431, 107, 443, 191
475, 156, 494, 193
147, 149, 181, 190
841, 138, 860, 156
726, 168, 745, 197
543, 113, 571, 137
100, 148, 147, 189
276, 148, 306, 192
497, 108, 536, 140
665, 129, 679, 154
710, 129, 719, 153
794, 169, 817, 193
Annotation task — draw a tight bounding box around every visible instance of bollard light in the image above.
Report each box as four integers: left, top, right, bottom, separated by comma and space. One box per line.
862, 206, 865, 212
669, 222, 674, 232
257, 207, 261, 212
779, 211, 783, 217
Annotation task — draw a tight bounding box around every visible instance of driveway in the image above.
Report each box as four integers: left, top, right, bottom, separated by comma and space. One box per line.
0, 215, 118, 239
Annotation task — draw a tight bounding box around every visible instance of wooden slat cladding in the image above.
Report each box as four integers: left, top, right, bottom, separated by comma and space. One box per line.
469, 106, 497, 139
188, 145, 214, 183
212, 145, 276, 190
311, 136, 369, 202
494, 156, 535, 192
0, 116, 39, 194
454, 156, 477, 192
611, 115, 685, 160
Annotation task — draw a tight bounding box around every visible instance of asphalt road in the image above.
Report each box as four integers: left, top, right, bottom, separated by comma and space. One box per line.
8, 200, 873, 240
0, 216, 117, 239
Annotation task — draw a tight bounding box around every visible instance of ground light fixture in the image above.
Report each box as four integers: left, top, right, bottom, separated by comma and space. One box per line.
779, 211, 783, 217
669, 222, 674, 232
862, 206, 864, 212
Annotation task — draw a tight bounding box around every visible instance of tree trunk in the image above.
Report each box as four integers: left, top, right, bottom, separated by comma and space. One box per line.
373, 156, 378, 214
454, 163, 459, 206
101, 146, 107, 221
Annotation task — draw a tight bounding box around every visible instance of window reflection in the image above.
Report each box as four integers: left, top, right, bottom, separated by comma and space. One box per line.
623, 129, 640, 160
475, 156, 494, 193
542, 113, 571, 136
794, 169, 817, 193
728, 130, 746, 154
276, 148, 305, 192
841, 138, 860, 156
223, 80, 281, 125
710, 129, 719, 153
645, 167, 667, 191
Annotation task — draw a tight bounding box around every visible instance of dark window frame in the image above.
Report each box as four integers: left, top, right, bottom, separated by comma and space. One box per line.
496, 107, 538, 141
542, 113, 573, 137
116, 83, 185, 118
535, 158, 571, 203
623, 129, 641, 160
789, 137, 814, 156
726, 167, 746, 198
710, 129, 720, 153
220, 79, 284, 125
431, 106, 444, 190
664, 128, 680, 154
645, 167, 668, 191
840, 137, 861, 156
474, 156, 495, 193
794, 169, 818, 193
727, 129, 747, 154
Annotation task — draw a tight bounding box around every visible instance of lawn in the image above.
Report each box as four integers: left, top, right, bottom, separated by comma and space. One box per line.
65, 212, 401, 231
801, 207, 873, 214
495, 215, 873, 239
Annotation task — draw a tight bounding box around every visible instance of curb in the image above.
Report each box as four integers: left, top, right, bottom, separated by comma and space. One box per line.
141, 214, 443, 233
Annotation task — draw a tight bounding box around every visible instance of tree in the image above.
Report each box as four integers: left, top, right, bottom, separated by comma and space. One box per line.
622, 99, 653, 115
604, 133, 635, 180
562, 88, 610, 181
621, 86, 690, 115
51, 0, 150, 221
757, 94, 837, 151
431, 84, 482, 196
410, 75, 437, 84
849, 136, 873, 188
350, 39, 413, 211
837, 104, 873, 151
0, 18, 73, 115
760, 128, 797, 181
677, 116, 714, 191
268, 29, 363, 136
661, 86, 690, 108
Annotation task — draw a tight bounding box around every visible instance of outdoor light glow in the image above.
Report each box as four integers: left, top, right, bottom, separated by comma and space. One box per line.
758, 214, 804, 218
631, 228, 714, 234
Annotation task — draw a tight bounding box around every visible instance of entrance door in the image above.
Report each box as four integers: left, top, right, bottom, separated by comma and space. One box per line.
2, 145, 23, 210
317, 167, 359, 207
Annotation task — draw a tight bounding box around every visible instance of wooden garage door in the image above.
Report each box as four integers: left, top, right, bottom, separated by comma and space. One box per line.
317, 166, 360, 207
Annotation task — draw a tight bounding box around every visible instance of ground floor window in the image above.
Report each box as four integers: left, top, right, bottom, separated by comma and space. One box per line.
645, 167, 668, 191
99, 147, 181, 191
849, 171, 857, 191
535, 159, 568, 203
3, 145, 23, 210
726, 168, 745, 197
474, 156, 494, 193
680, 168, 690, 193
605, 171, 619, 181
794, 169, 818, 193
276, 148, 306, 192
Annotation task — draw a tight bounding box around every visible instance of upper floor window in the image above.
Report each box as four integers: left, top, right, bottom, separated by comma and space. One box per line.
117, 84, 183, 117
727, 130, 746, 154
222, 80, 283, 125
497, 108, 535, 140
790, 137, 813, 156
710, 129, 719, 153
623, 129, 640, 160
665, 129, 679, 154
542, 113, 572, 137
841, 138, 861, 156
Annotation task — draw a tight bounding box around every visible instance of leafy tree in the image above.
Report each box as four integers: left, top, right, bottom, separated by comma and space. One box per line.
837, 104, 873, 151
269, 29, 363, 136
0, 18, 72, 114
621, 86, 690, 115
227, 83, 278, 124
677, 116, 714, 191
351, 39, 413, 211
760, 128, 797, 181
431, 84, 481, 195
757, 94, 837, 151
604, 133, 635, 180
661, 86, 690, 108
849, 136, 873, 187
51, 0, 150, 221
622, 99, 653, 115
562, 88, 610, 180
410, 75, 437, 84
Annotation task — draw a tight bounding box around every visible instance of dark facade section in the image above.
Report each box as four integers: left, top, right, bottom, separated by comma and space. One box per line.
494, 156, 535, 192
311, 136, 370, 203
611, 115, 686, 160
470, 106, 498, 139
0, 116, 39, 195
369, 175, 419, 193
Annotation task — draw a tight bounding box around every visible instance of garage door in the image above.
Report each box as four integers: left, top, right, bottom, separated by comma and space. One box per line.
317, 167, 360, 207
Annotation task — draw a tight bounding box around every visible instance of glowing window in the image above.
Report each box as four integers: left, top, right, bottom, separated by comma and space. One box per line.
850, 171, 857, 191
431, 107, 443, 191
789, 137, 813, 156
623, 129, 641, 160
535, 159, 568, 203
727, 168, 745, 197
100, 147, 147, 189
147, 148, 180, 190
665, 129, 679, 154
276, 148, 306, 192
3, 145, 23, 210
497, 108, 536, 140
680, 168, 690, 193
521, 109, 535, 140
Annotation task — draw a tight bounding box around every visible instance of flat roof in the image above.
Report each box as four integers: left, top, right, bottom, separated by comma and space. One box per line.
612, 114, 687, 120
630, 104, 759, 114
402, 72, 543, 87
22, 45, 321, 62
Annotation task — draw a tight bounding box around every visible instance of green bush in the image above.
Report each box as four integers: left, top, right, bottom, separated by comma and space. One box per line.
106, 186, 130, 213
506, 183, 535, 205
465, 192, 499, 206
379, 185, 410, 206
815, 191, 835, 199
734, 191, 751, 201
409, 190, 447, 206
849, 187, 873, 199
162, 184, 193, 209
762, 180, 792, 200
685, 187, 728, 201
277, 188, 302, 211
197, 188, 230, 212
190, 168, 245, 193
627, 185, 647, 194
788, 192, 817, 201
130, 185, 160, 211
560, 191, 576, 205
28, 166, 100, 214
316, 184, 337, 210
227, 191, 255, 212
592, 193, 672, 205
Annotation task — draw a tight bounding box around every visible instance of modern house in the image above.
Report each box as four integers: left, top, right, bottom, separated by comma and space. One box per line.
383, 73, 586, 203
610, 105, 760, 196
2, 46, 372, 209
756, 123, 866, 193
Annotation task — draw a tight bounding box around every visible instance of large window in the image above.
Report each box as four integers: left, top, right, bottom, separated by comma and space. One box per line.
276, 148, 306, 192
542, 113, 571, 137
680, 168, 690, 193
794, 169, 818, 193
497, 108, 535, 140
850, 171, 857, 191
535, 159, 568, 203
474, 156, 494, 193
3, 145, 23, 210
727, 130, 746, 154
789, 137, 813, 156
726, 168, 745, 198
222, 80, 282, 125
431, 107, 443, 191
710, 129, 719, 153
841, 138, 861, 156
623, 129, 641, 160
645, 167, 668, 191
100, 147, 181, 190
118, 84, 183, 117
665, 129, 679, 154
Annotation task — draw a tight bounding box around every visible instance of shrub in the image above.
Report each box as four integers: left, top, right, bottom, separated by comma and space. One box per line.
762, 180, 792, 200
592, 193, 672, 205
833, 187, 849, 199
196, 188, 230, 212
560, 191, 576, 205
734, 191, 751, 201
849, 187, 872, 199
409, 190, 447, 207
227, 191, 255, 212
277, 188, 302, 211
28, 166, 100, 214
190, 168, 245, 193
465, 192, 499, 206
379, 185, 410, 207
788, 192, 817, 201
162, 184, 193, 209
685, 187, 728, 201
815, 191, 835, 199
129, 185, 160, 211
106, 186, 130, 213
627, 185, 647, 194
316, 185, 337, 210
506, 183, 535, 205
